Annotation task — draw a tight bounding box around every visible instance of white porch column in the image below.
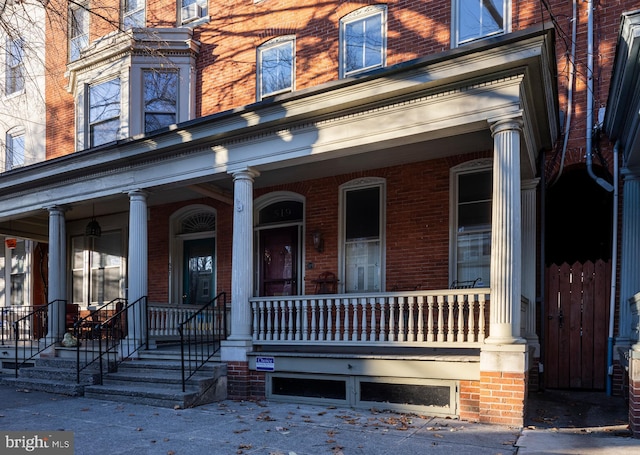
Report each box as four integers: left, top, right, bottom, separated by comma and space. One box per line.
522, 178, 540, 349
486, 115, 524, 344
127, 190, 148, 345
620, 170, 640, 345
221, 168, 259, 362
47, 206, 67, 342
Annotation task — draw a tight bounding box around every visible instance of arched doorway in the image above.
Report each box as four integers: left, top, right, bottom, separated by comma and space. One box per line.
544, 165, 613, 389
254, 192, 304, 297
170, 206, 217, 305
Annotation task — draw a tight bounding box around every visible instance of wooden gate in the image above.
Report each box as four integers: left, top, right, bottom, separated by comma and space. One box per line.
544, 260, 610, 390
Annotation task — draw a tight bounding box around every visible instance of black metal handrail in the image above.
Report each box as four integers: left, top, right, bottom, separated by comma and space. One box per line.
75, 296, 148, 384
178, 292, 227, 392
74, 297, 127, 383
12, 300, 63, 378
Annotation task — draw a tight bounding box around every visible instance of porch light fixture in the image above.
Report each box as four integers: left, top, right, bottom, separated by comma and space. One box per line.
312, 230, 324, 253
85, 205, 102, 238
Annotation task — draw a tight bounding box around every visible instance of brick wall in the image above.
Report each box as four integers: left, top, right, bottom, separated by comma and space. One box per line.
479, 371, 527, 426
459, 380, 480, 422
227, 361, 250, 400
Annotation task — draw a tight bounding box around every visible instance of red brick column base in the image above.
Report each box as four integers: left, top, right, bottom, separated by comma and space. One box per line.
227, 361, 250, 400
479, 371, 527, 426
459, 380, 480, 422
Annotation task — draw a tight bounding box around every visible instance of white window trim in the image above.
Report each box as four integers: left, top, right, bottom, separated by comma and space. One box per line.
1, 239, 32, 307
338, 177, 386, 293
69, 29, 197, 151
451, 0, 511, 48
448, 158, 493, 284
123, 0, 146, 30
257, 35, 296, 101
69, 4, 90, 62
6, 128, 26, 170
179, 0, 209, 27
339, 5, 387, 79
6, 37, 25, 96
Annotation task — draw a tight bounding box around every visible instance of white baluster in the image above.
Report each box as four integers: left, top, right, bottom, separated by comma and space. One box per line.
266, 301, 273, 341
319, 299, 326, 341
457, 294, 465, 343
252, 301, 259, 341
447, 294, 455, 342
397, 296, 405, 342
379, 297, 386, 341
259, 301, 266, 341
417, 295, 425, 342
478, 295, 487, 342
288, 300, 295, 341
389, 297, 397, 342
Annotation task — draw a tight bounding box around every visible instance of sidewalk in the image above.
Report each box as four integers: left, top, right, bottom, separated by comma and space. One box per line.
0, 383, 639, 454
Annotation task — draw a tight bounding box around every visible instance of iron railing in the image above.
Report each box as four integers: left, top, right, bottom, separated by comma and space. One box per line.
178, 292, 227, 392
12, 300, 64, 377
74, 297, 127, 383
2, 305, 42, 346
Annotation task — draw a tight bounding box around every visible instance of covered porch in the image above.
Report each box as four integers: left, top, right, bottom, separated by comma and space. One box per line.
0, 25, 558, 424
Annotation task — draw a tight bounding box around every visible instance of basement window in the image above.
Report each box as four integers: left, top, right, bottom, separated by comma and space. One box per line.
271, 376, 346, 400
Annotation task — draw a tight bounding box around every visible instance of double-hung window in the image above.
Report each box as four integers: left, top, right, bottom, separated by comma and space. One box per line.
89, 78, 121, 147
143, 70, 178, 132
6, 132, 25, 170
6, 38, 24, 95
451, 165, 492, 286
453, 0, 509, 46
70, 6, 89, 61
180, 0, 208, 25
340, 178, 385, 293
123, 0, 145, 29
257, 36, 295, 100
340, 5, 386, 78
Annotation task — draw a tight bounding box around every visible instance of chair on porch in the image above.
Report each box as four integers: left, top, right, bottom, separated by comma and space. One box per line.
313, 271, 338, 294
65, 304, 79, 332
449, 277, 483, 289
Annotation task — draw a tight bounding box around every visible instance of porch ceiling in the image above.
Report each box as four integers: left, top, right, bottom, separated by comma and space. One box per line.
0, 25, 558, 237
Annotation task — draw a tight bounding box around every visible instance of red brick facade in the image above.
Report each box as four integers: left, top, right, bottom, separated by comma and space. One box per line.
34, 0, 640, 429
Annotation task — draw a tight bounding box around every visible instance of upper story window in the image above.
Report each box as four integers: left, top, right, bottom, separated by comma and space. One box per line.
144, 70, 178, 132
450, 161, 492, 286
6, 130, 25, 170
69, 5, 89, 62
453, 0, 509, 47
257, 36, 295, 100
180, 0, 208, 25
339, 5, 386, 78
88, 78, 121, 147
123, 0, 145, 29
6, 37, 25, 95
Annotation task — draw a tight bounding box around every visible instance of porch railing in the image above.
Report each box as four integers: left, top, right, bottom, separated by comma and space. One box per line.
250, 288, 491, 348
12, 300, 62, 377
74, 297, 129, 383
178, 292, 228, 392
148, 302, 230, 340
2, 305, 44, 346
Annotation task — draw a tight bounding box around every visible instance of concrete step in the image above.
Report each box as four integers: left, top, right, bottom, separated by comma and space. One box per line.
0, 376, 85, 396
84, 382, 202, 408
19, 365, 100, 385
85, 361, 227, 408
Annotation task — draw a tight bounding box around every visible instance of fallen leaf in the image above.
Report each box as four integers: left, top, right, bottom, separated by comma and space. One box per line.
80, 408, 90, 412
233, 429, 250, 434
135, 427, 143, 432
167, 451, 175, 455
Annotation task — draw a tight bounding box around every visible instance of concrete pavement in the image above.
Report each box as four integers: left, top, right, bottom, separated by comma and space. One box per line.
0, 383, 639, 454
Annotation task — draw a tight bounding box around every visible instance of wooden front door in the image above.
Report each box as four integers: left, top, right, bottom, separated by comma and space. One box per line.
259, 226, 298, 296
182, 238, 215, 305
544, 260, 610, 389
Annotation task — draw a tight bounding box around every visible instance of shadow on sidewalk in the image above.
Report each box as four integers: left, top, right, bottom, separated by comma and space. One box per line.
525, 389, 630, 436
